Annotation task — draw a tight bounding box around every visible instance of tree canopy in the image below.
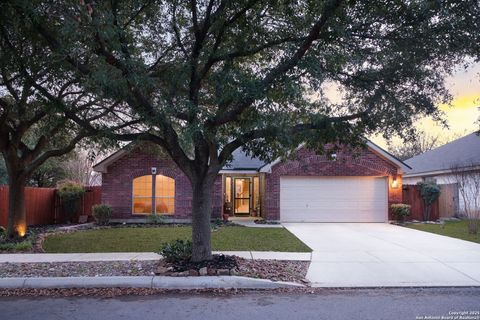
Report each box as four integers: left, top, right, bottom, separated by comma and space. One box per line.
2, 0, 479, 258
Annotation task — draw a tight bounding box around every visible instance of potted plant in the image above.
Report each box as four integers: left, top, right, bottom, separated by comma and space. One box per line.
223, 202, 232, 222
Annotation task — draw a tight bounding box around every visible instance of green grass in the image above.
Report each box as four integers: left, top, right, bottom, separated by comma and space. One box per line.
406, 220, 480, 244
42, 226, 311, 253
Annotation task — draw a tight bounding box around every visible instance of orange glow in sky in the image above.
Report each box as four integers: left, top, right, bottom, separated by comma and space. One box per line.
372, 62, 480, 148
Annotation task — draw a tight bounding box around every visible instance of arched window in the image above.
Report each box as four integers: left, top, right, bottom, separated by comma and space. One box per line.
132, 175, 175, 214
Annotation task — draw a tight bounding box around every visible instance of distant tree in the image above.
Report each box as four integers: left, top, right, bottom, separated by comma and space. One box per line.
5, 0, 480, 260
63, 149, 103, 186
27, 156, 69, 188
449, 164, 480, 234
388, 131, 443, 160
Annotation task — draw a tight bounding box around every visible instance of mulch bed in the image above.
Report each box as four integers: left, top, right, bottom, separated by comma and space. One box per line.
236, 258, 309, 283
0, 287, 315, 298
159, 254, 238, 276
0, 258, 309, 284
0, 261, 158, 277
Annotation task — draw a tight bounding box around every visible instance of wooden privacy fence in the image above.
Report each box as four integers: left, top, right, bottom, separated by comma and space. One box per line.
0, 185, 102, 227
402, 185, 439, 221
437, 184, 458, 219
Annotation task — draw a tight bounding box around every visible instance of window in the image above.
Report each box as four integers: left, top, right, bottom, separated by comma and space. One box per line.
155, 175, 175, 214
132, 175, 175, 215
225, 177, 232, 203
132, 175, 153, 214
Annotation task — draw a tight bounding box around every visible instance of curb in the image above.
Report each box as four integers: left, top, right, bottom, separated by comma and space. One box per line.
0, 276, 305, 290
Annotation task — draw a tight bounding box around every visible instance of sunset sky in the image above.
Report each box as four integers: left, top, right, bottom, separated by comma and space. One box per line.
371, 62, 480, 149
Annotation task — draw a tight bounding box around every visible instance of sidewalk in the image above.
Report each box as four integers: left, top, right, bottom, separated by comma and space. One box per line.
0, 251, 312, 263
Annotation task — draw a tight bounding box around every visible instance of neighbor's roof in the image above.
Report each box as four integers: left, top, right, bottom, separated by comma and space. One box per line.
404, 132, 480, 177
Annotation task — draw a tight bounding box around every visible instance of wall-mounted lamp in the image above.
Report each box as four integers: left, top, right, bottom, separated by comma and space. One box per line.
391, 177, 399, 189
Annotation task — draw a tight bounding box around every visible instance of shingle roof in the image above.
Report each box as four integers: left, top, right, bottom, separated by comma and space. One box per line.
222, 148, 266, 170
404, 132, 480, 176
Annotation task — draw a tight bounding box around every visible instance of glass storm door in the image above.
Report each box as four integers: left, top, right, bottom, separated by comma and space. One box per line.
234, 178, 251, 214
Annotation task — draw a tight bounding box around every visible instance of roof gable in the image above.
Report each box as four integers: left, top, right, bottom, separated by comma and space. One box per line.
259, 141, 410, 173
94, 140, 409, 174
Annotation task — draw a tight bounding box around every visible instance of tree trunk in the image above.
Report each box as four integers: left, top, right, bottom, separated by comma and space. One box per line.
6, 175, 27, 239
468, 219, 478, 234
190, 175, 216, 262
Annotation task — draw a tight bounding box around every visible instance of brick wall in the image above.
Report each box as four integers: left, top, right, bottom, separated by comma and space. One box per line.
102, 144, 402, 221
101, 145, 222, 220
263, 146, 402, 220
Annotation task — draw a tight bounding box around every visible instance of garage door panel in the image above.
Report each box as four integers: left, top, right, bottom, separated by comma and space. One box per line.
280, 177, 387, 222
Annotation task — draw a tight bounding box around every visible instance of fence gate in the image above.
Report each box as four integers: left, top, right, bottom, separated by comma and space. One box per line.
438, 183, 458, 218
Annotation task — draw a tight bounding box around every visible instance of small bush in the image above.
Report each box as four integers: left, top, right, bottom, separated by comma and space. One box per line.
147, 213, 166, 225
391, 203, 411, 221
159, 239, 192, 263
92, 204, 112, 225
57, 180, 85, 222
0, 228, 34, 252
0, 226, 5, 240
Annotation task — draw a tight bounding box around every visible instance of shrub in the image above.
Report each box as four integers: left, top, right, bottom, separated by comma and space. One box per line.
391, 204, 411, 221
147, 213, 166, 225
92, 204, 112, 225
417, 182, 441, 221
159, 239, 192, 263
57, 180, 85, 222
0, 227, 6, 243
0, 228, 34, 252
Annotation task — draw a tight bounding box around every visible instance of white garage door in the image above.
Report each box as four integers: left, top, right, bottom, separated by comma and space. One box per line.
280, 176, 388, 222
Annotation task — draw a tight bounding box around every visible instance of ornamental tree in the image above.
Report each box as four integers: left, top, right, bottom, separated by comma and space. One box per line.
417, 181, 441, 221
6, 0, 480, 260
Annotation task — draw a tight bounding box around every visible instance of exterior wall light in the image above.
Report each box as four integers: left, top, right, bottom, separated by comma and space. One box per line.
391, 177, 399, 189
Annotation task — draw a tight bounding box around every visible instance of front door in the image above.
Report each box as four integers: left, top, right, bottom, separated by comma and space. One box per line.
234, 178, 251, 215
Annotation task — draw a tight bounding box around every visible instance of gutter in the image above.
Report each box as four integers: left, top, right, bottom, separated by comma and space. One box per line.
0, 276, 304, 290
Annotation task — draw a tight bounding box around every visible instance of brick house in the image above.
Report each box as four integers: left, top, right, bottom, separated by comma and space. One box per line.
93, 141, 409, 222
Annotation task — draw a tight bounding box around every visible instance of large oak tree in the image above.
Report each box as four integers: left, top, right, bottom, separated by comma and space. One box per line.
5, 0, 479, 260
0, 16, 132, 238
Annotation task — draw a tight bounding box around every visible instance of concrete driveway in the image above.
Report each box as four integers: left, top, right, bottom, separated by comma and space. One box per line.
283, 223, 480, 287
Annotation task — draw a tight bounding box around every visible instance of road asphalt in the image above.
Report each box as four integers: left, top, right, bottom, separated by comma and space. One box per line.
0, 287, 479, 320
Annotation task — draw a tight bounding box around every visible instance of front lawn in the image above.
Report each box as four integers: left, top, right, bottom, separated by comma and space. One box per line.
406, 220, 480, 244
42, 226, 311, 253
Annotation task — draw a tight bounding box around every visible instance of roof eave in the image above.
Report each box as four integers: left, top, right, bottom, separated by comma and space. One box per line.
260, 141, 410, 174
404, 164, 480, 178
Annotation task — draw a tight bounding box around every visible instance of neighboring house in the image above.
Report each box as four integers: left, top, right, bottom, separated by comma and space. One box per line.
93, 142, 409, 223
403, 132, 480, 216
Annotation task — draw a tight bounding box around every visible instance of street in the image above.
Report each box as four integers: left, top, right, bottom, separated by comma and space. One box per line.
1, 288, 479, 320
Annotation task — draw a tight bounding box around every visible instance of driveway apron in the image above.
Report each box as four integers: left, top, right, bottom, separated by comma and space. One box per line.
283, 223, 480, 287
